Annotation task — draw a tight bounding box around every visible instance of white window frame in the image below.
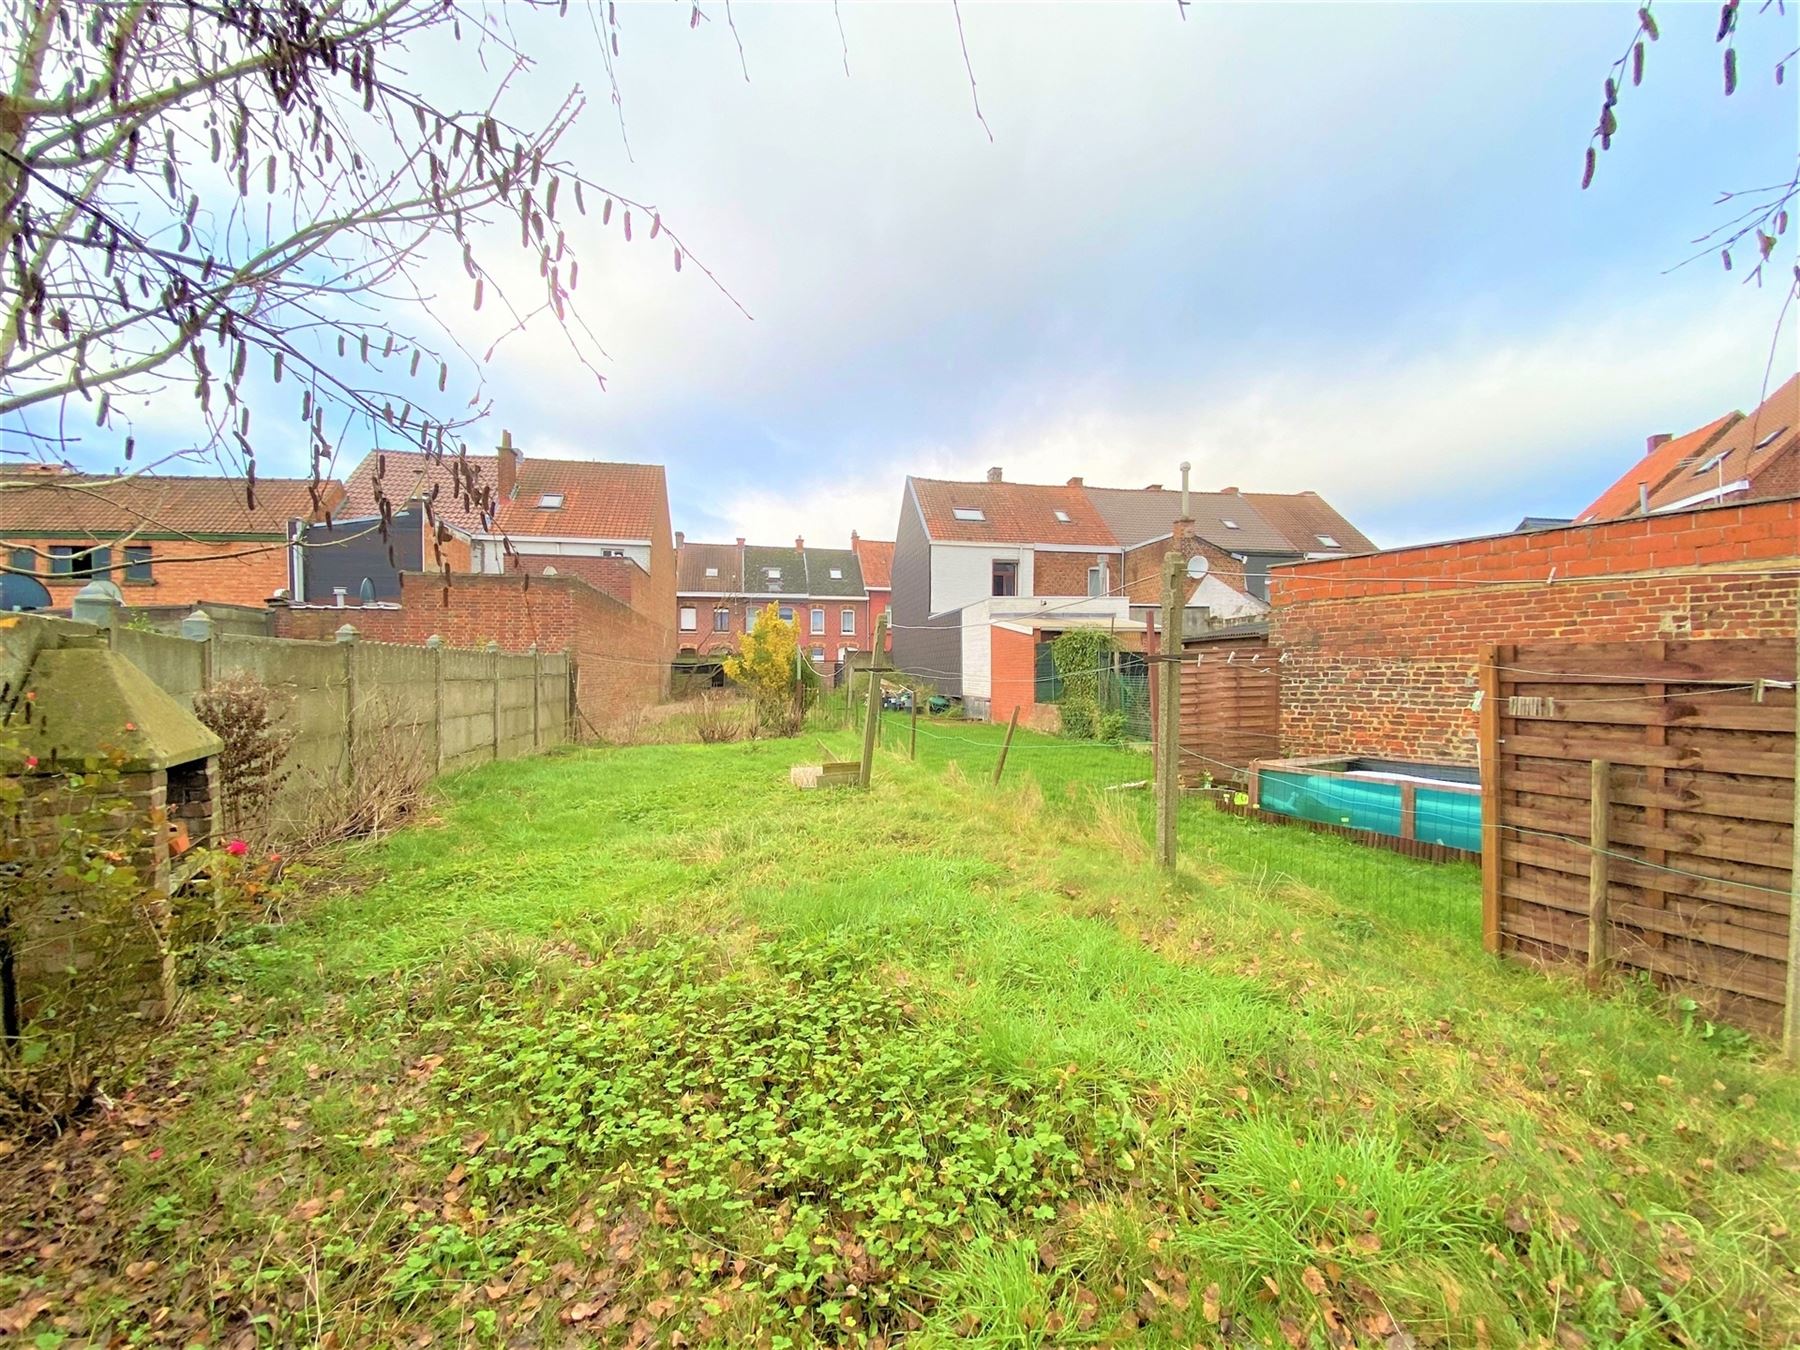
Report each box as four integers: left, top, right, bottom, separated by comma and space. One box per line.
952, 506, 985, 522
1316, 534, 1339, 548
704, 566, 719, 578
1054, 509, 1072, 523
829, 567, 843, 579
810, 607, 825, 635
778, 604, 795, 623
679, 606, 698, 632
537, 492, 564, 509
841, 608, 856, 635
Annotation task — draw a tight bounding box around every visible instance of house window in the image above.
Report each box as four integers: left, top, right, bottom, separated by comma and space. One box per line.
1221, 519, 1240, 530
747, 606, 760, 630
811, 646, 825, 663
704, 566, 719, 578
1054, 509, 1072, 523
713, 607, 730, 633
1087, 565, 1105, 598
50, 545, 110, 579
829, 567, 843, 580
537, 493, 564, 509
124, 545, 153, 582
1753, 425, 1787, 451
1316, 534, 1340, 548
679, 606, 698, 632
952, 507, 985, 522
778, 605, 794, 623
992, 559, 1017, 597
841, 608, 855, 635
810, 607, 825, 635
8, 547, 34, 575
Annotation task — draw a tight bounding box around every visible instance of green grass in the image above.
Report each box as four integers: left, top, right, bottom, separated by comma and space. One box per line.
3, 725, 1797, 1349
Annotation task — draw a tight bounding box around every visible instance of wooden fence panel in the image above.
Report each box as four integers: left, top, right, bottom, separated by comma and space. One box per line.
1176, 633, 1280, 785
1483, 638, 1795, 1036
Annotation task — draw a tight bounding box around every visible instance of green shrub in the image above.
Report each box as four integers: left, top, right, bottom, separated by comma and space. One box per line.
1051, 629, 1117, 741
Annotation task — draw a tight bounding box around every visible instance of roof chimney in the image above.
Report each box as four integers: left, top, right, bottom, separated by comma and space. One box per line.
1179, 461, 1191, 520
1220, 485, 1238, 494
1647, 433, 1672, 454
851, 530, 860, 544
795, 535, 805, 551
987, 466, 1003, 482
1066, 476, 1083, 488
1144, 483, 1163, 491
735, 536, 746, 547
497, 429, 520, 499
675, 530, 685, 548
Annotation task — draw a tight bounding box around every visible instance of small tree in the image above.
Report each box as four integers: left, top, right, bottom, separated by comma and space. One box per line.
193, 674, 293, 845
724, 604, 802, 736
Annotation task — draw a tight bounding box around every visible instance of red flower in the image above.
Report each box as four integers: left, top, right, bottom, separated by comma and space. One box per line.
23, 755, 37, 769
225, 839, 249, 857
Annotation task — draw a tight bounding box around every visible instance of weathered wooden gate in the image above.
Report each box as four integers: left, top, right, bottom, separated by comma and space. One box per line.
1479, 639, 1796, 1038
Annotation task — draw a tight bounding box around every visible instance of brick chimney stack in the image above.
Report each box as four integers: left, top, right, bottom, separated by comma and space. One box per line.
497, 429, 520, 500
1066, 476, 1083, 488
1647, 433, 1672, 454
736, 536, 746, 546
795, 535, 805, 551
987, 466, 1003, 482
675, 530, 685, 548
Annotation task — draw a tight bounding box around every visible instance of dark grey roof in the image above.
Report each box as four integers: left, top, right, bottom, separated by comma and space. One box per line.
676, 541, 742, 594
1085, 487, 1295, 554
803, 548, 865, 598
744, 545, 806, 596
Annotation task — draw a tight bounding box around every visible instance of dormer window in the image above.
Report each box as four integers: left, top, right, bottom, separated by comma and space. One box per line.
1316, 534, 1339, 548
1222, 519, 1240, 530
1053, 510, 1072, 523
537, 493, 564, 509
952, 507, 985, 522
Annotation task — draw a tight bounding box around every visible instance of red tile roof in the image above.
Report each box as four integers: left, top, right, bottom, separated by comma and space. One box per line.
853, 536, 895, 589
1577, 414, 1739, 523
1644, 373, 1797, 514
1237, 491, 1376, 554
340, 450, 668, 541
909, 477, 1117, 546
0, 471, 340, 536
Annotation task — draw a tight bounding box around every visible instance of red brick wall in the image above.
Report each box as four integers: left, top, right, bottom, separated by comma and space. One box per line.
1122, 534, 1245, 605
507, 552, 639, 608
13, 535, 290, 608
1034, 550, 1116, 598
989, 625, 1037, 726
1271, 497, 1800, 764
271, 571, 665, 732
866, 590, 892, 651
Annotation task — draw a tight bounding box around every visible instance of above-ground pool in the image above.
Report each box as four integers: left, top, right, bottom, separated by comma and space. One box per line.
1249, 755, 1482, 853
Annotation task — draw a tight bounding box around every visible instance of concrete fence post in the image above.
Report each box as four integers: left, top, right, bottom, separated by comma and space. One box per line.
486, 640, 502, 761
337, 623, 359, 785
181, 608, 216, 689
72, 580, 120, 635
426, 635, 445, 774
529, 644, 542, 751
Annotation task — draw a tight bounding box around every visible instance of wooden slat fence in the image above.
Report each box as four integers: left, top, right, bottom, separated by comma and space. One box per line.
1176, 632, 1279, 785
1481, 639, 1796, 1038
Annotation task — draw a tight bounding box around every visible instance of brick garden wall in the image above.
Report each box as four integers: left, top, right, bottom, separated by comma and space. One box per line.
1270, 497, 1800, 764
273, 571, 667, 730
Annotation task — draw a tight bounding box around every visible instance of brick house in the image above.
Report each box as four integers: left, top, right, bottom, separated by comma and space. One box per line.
1577, 373, 1798, 522
889, 467, 1370, 712
1267, 494, 1800, 765
319, 439, 677, 690
851, 533, 894, 652
1, 466, 341, 608
673, 535, 873, 682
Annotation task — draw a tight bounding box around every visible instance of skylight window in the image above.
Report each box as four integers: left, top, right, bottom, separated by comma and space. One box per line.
537, 492, 564, 509
765, 567, 781, 579
1054, 510, 1072, 523
952, 506, 985, 522
1316, 534, 1340, 548
1692, 450, 1729, 477
704, 566, 719, 578
1754, 425, 1788, 451
829, 568, 843, 579
1222, 519, 1240, 529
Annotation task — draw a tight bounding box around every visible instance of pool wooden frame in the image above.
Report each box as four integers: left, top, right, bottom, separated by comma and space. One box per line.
1248, 754, 1482, 849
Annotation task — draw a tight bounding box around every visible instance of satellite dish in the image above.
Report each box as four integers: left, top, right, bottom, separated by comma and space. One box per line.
358, 577, 376, 603
1186, 555, 1210, 581
0, 571, 52, 611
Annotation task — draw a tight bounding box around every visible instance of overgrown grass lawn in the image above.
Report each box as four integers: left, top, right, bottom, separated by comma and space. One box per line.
3, 726, 1797, 1348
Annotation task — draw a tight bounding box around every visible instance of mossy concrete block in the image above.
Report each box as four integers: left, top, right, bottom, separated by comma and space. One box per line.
6, 647, 222, 771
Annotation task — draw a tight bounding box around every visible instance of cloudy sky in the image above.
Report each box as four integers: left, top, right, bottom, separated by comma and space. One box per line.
18, 2, 1800, 550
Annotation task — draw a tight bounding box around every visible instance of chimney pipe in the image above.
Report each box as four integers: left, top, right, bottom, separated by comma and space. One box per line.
675, 530, 685, 548
735, 536, 745, 547
987, 466, 1003, 482
1179, 461, 1191, 520
332, 586, 347, 609
1638, 483, 1650, 515
497, 429, 520, 500
795, 535, 805, 551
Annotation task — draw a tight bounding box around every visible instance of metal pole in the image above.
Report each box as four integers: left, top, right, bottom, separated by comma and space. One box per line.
858, 613, 887, 788
1155, 551, 1183, 868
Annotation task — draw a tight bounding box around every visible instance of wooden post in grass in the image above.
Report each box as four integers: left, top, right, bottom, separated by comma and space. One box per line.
1784, 628, 1799, 1065
1154, 551, 1184, 869
1588, 758, 1611, 985
910, 691, 919, 760
992, 704, 1021, 785
858, 613, 887, 788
